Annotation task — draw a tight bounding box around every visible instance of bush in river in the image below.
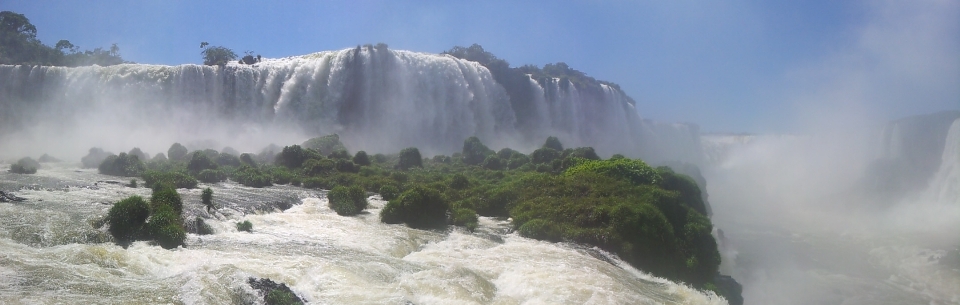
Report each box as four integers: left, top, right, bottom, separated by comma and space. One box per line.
328, 185, 367, 216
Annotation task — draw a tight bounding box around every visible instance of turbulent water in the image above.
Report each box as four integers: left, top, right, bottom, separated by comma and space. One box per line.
0, 163, 725, 304
704, 116, 960, 305
0, 47, 700, 163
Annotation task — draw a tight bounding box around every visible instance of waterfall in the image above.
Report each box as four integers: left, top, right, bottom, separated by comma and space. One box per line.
0, 46, 705, 165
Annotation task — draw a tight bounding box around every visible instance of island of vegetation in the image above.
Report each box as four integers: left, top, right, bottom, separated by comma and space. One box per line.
92, 134, 738, 302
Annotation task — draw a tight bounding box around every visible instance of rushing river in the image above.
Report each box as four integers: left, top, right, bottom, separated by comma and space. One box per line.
0, 162, 724, 305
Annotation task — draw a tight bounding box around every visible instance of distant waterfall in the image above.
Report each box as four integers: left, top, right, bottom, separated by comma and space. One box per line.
0, 46, 703, 164
926, 118, 960, 205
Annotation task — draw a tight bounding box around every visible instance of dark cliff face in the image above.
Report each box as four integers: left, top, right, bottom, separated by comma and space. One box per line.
862, 111, 960, 204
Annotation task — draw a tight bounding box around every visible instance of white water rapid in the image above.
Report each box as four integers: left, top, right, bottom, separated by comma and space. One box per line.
0, 163, 725, 304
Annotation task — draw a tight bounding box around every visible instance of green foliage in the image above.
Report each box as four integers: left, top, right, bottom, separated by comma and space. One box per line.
328, 149, 351, 160
142, 170, 198, 189
564, 158, 661, 185
518, 219, 562, 242
98, 153, 146, 177
275, 145, 321, 169
168, 143, 188, 161
451, 208, 478, 231
531, 148, 560, 164
202, 187, 214, 211
216, 152, 242, 167
147, 204, 185, 249
232, 165, 273, 188
563, 147, 600, 160
201, 45, 237, 66
9, 157, 39, 174
462, 137, 494, 165
302, 134, 347, 156
265, 289, 301, 305
107, 196, 150, 246
128, 179, 138, 188
543, 136, 564, 151
397, 147, 422, 170
237, 220, 253, 232
353, 151, 371, 166
239, 153, 257, 166
481, 155, 504, 170
335, 159, 359, 173
187, 151, 218, 174
328, 185, 368, 216
379, 184, 400, 201
380, 185, 448, 228
150, 184, 183, 216
197, 169, 227, 183
610, 154, 626, 160
303, 158, 334, 176
450, 174, 469, 189
0, 11, 126, 66
657, 167, 708, 215
266, 166, 295, 185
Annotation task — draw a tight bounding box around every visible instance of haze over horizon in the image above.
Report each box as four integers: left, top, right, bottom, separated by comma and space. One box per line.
5, 0, 957, 134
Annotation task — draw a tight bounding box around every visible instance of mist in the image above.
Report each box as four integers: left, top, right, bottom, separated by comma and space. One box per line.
703, 1, 960, 303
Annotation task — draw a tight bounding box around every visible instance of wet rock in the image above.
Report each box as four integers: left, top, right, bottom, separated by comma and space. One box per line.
0, 191, 26, 202
247, 277, 304, 305
714, 274, 743, 305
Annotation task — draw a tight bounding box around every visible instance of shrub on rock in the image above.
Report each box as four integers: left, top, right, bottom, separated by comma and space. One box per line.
462, 136, 493, 165
328, 185, 367, 216
352, 151, 370, 166
397, 147, 422, 170
107, 195, 150, 246
187, 151, 219, 174
167, 143, 189, 161
99, 153, 146, 177
302, 134, 347, 156
147, 204, 185, 249
237, 220, 253, 232
531, 148, 560, 164
379, 184, 400, 201
10, 157, 40, 174
380, 186, 447, 228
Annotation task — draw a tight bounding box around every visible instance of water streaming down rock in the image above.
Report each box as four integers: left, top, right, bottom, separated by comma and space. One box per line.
0, 46, 702, 165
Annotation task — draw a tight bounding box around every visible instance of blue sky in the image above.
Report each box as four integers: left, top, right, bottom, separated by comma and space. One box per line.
3, 0, 957, 133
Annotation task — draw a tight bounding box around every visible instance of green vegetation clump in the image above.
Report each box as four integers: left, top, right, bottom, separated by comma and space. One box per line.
9, 157, 39, 174
150, 184, 183, 215
232, 165, 273, 188
98, 153, 146, 177
197, 169, 227, 183
564, 158, 661, 186
143, 170, 198, 189
302, 134, 347, 156
201, 45, 236, 66
275, 145, 321, 169
266, 289, 301, 305
237, 220, 253, 232
380, 186, 447, 228
543, 136, 564, 151
187, 151, 218, 173
0, 11, 126, 66
451, 208, 479, 231
328, 185, 367, 216
106, 195, 150, 246
105, 185, 186, 249
462, 137, 494, 165
167, 143, 189, 161
148, 204, 186, 249
352, 151, 371, 166
202, 187, 214, 212
379, 185, 400, 201
531, 148, 560, 164
397, 147, 422, 170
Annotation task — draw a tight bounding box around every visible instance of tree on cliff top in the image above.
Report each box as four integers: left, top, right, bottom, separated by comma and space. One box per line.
201, 43, 237, 66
